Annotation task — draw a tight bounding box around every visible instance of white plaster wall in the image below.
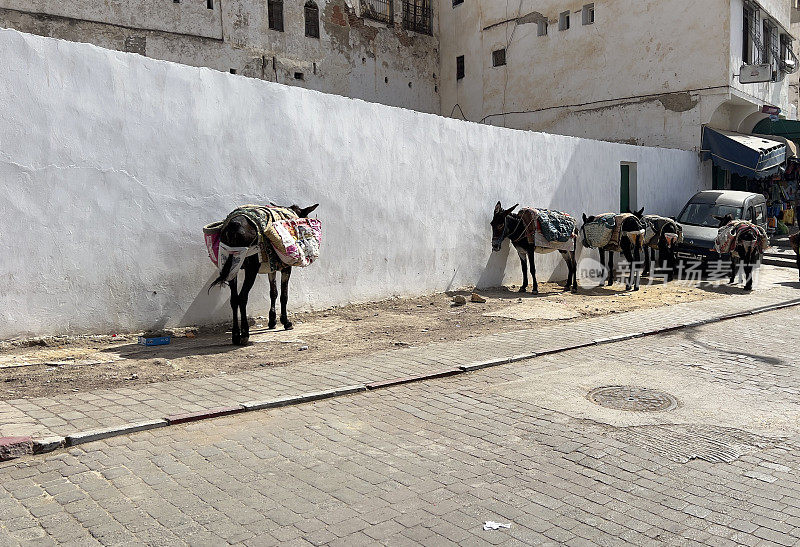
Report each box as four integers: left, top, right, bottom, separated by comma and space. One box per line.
0, 30, 705, 338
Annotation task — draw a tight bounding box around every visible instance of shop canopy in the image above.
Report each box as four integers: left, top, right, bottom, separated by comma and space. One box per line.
700, 127, 786, 179
752, 118, 800, 145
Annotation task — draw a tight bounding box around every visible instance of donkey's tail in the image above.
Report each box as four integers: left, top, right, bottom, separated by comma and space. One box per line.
208, 256, 234, 293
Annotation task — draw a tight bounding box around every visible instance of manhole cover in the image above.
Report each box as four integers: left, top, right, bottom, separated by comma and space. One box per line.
587, 386, 678, 412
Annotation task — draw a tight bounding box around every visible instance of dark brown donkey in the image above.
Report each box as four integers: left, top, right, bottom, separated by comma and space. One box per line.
713, 213, 765, 291
490, 202, 579, 293
210, 204, 318, 345
581, 209, 646, 291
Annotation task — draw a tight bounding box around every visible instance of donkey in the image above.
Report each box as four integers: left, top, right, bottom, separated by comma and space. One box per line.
581, 208, 646, 291
210, 203, 319, 345
791, 232, 800, 281
642, 215, 682, 281
713, 213, 764, 291
490, 202, 579, 293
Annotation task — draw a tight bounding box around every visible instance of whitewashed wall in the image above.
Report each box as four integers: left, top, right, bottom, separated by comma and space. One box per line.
0, 29, 706, 338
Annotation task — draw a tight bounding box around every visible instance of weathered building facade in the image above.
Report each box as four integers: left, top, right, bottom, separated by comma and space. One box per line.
0, 0, 440, 113
438, 0, 797, 151
1, 0, 797, 154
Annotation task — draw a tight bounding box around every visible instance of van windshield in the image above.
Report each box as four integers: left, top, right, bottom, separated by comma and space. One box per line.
676, 203, 743, 227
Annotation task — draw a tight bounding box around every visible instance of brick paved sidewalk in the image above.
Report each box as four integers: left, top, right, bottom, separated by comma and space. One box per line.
1, 283, 798, 443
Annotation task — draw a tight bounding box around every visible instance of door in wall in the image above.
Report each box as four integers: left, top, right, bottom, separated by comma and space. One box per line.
620, 164, 630, 212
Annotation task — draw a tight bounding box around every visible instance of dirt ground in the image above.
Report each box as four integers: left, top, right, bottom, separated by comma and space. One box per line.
0, 280, 724, 399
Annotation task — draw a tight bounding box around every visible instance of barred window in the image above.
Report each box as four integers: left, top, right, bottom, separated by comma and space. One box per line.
268, 0, 284, 32
361, 0, 393, 24
403, 0, 432, 35
305, 1, 320, 38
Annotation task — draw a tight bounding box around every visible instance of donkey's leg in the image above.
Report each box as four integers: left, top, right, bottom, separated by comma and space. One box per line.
744, 247, 756, 291
280, 267, 293, 330
643, 246, 651, 276
607, 251, 615, 286
236, 258, 259, 345
229, 277, 240, 345
633, 244, 641, 291
267, 272, 278, 329
728, 256, 737, 284
528, 249, 538, 294
560, 251, 571, 291
567, 251, 579, 293
517, 248, 528, 292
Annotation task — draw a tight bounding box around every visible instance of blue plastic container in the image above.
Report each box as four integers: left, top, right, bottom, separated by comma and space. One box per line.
137, 336, 171, 346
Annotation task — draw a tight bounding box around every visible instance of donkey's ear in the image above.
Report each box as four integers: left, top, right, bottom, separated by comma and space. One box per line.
494, 201, 503, 214
636, 207, 645, 217
505, 204, 519, 214
582, 213, 588, 222
711, 215, 723, 221
298, 203, 319, 218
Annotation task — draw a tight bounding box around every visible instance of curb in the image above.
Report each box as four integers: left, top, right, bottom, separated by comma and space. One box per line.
242, 385, 366, 411
11, 296, 800, 461
0, 436, 33, 461
366, 368, 462, 390
66, 420, 168, 447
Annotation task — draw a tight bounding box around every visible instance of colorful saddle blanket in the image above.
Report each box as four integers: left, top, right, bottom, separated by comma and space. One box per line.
714, 220, 769, 255
519, 208, 577, 247
265, 218, 322, 267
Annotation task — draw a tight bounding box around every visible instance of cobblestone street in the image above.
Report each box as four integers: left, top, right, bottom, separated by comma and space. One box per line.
2, 301, 800, 545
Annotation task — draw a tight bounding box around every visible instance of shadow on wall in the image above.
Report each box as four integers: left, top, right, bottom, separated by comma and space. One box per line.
181, 272, 233, 327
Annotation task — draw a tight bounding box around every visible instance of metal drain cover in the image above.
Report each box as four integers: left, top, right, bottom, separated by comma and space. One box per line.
587, 385, 678, 412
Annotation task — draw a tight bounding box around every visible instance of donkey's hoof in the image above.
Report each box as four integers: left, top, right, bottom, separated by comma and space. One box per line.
267, 323, 276, 330
531, 288, 539, 295
238, 336, 250, 346
634, 285, 640, 291
625, 284, 632, 291
571, 287, 579, 294
232, 334, 241, 345
518, 287, 527, 293
283, 322, 294, 330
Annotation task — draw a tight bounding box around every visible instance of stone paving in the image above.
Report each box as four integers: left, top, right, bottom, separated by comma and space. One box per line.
1, 274, 799, 440
1, 306, 799, 545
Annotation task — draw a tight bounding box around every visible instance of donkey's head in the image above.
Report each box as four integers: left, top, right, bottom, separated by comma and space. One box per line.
491, 201, 518, 251
625, 207, 645, 219
712, 213, 735, 227
289, 203, 320, 218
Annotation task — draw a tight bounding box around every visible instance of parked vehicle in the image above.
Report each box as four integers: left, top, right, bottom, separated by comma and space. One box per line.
674, 190, 767, 266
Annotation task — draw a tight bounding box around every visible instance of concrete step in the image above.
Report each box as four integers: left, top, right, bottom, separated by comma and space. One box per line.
762, 256, 797, 269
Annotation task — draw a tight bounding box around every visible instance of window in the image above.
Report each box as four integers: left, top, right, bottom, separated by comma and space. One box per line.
492, 48, 506, 67
537, 19, 548, 36
743, 5, 752, 63
456, 55, 465, 80
294, 72, 305, 80
207, 0, 213, 8
268, 0, 284, 31
229, 68, 237, 74
453, 0, 463, 5
762, 19, 773, 64
559, 11, 570, 31
582, 4, 594, 25
403, 0, 432, 35
361, 0, 393, 24
305, 1, 320, 38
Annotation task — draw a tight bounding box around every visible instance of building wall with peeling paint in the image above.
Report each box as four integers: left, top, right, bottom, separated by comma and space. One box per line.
0, 29, 706, 338
0, 0, 440, 113
438, 0, 795, 150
